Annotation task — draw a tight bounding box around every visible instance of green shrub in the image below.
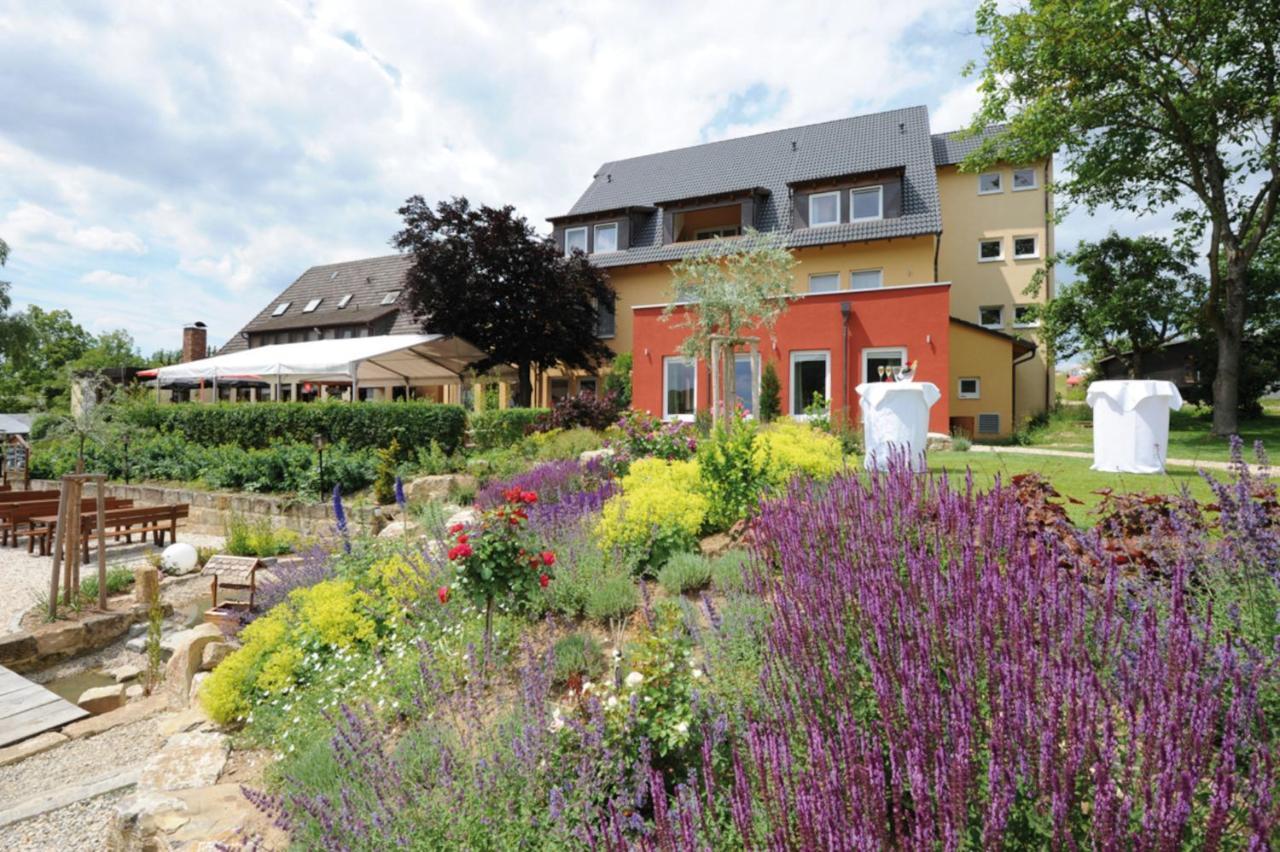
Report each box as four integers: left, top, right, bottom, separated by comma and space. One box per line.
120, 400, 467, 454
585, 574, 639, 628
952, 434, 973, 452
79, 567, 135, 602
414, 440, 463, 475
468, 408, 547, 450
710, 550, 752, 594
758, 361, 781, 422
551, 632, 606, 685
703, 593, 769, 714
658, 552, 713, 595
753, 420, 845, 485
698, 418, 769, 530
597, 458, 708, 566
224, 513, 297, 557
373, 439, 400, 505
603, 352, 632, 407
524, 427, 603, 461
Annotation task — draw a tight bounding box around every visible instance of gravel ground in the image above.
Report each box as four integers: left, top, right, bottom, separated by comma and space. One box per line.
0, 531, 224, 632
2, 789, 128, 852
0, 719, 163, 805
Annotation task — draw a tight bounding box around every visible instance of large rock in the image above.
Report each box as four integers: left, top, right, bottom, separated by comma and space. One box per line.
445, 506, 479, 529
78, 683, 126, 715
111, 664, 142, 683
405, 474, 453, 502
200, 642, 232, 671
137, 731, 228, 792
162, 623, 223, 706
0, 631, 38, 669
107, 791, 189, 851
378, 519, 423, 540
134, 565, 160, 605
33, 622, 86, 657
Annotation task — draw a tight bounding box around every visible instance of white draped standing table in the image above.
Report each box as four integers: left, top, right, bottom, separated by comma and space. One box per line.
1085, 380, 1184, 473
854, 381, 942, 471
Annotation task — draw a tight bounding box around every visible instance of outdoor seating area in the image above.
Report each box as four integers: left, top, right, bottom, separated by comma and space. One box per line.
0, 484, 189, 562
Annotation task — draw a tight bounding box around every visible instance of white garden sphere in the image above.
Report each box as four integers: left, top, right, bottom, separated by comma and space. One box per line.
161, 542, 198, 574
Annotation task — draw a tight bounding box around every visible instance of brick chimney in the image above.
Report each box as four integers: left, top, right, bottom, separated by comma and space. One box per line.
182, 322, 208, 363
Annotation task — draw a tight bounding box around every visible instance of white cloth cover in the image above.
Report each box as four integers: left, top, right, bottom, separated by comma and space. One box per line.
855, 381, 942, 471
1085, 380, 1184, 473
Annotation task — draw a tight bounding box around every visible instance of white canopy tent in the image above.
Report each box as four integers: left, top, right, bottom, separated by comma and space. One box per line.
148, 334, 489, 398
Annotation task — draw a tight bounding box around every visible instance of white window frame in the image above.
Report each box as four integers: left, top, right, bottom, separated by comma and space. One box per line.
848, 268, 884, 291
808, 191, 841, 227
790, 350, 831, 417
303, 298, 322, 313
978, 305, 1005, 329
1012, 167, 1038, 191
380, 290, 401, 305
564, 226, 588, 256
593, 222, 619, 254
808, 272, 840, 293
978, 172, 1003, 195
978, 238, 1004, 262
850, 185, 883, 222
1013, 234, 1039, 260
271, 302, 291, 317
337, 294, 353, 309
733, 351, 759, 416
957, 377, 981, 399
860, 346, 907, 385
693, 225, 741, 240
662, 356, 697, 422
1013, 304, 1040, 328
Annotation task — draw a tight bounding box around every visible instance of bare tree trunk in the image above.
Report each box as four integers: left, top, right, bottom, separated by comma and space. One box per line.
1128, 351, 1143, 380
1211, 258, 1247, 437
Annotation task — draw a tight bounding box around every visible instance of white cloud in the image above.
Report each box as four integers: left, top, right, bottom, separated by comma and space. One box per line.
931, 82, 984, 134
0, 203, 146, 256
80, 269, 144, 288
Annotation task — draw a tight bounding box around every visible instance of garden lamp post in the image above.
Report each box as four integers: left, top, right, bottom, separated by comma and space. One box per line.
122, 433, 131, 484
313, 432, 326, 499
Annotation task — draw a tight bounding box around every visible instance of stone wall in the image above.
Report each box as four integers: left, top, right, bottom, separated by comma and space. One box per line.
29, 480, 375, 539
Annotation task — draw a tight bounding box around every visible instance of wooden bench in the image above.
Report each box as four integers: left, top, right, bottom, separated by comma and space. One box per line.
30, 504, 189, 558
0, 489, 59, 504
1, 497, 131, 547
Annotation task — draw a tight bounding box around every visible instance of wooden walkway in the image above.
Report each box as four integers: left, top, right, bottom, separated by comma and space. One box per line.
0, 664, 87, 748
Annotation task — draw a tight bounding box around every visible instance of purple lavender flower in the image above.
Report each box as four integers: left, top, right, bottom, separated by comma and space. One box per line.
332, 484, 350, 553
394, 475, 406, 512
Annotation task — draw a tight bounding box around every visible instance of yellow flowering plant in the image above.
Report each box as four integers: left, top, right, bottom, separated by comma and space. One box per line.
596, 458, 709, 565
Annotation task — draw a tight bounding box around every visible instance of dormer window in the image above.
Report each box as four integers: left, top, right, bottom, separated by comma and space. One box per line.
303, 298, 322, 313
565, 227, 588, 256
271, 302, 290, 317
337, 294, 353, 309
809, 191, 840, 227
381, 291, 401, 305
593, 223, 618, 253
850, 186, 883, 221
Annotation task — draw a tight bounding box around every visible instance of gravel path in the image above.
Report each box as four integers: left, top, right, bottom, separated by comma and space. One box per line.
0, 719, 163, 805
0, 531, 224, 632
2, 789, 128, 852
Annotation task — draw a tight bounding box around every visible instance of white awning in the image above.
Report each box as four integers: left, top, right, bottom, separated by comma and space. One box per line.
149, 334, 488, 387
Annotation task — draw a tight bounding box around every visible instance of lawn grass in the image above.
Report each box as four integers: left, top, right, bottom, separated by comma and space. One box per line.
928, 449, 1219, 524
1014, 400, 1280, 463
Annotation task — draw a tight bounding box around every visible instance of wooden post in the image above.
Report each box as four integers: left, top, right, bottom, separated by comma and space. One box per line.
47, 486, 69, 621
64, 478, 82, 605
94, 476, 107, 610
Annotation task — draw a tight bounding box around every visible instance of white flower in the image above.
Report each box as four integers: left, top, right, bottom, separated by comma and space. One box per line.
675, 721, 689, 735
606, 696, 619, 709
691, 668, 703, 679
625, 671, 644, 688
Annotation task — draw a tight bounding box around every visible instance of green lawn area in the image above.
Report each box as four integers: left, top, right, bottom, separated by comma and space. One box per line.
928, 449, 1220, 524
1016, 399, 1280, 463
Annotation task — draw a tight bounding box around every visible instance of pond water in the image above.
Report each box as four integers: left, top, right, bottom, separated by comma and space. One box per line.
180, 593, 214, 628
44, 669, 116, 704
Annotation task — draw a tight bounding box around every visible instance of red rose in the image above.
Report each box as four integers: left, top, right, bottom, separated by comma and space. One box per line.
449, 523, 465, 534
447, 543, 473, 561
509, 515, 520, 525
504, 487, 522, 503
521, 491, 538, 505
457, 533, 468, 545
539, 573, 550, 588
541, 551, 556, 567
437, 586, 450, 604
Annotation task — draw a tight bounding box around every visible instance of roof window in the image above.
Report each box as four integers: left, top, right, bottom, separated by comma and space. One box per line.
381, 291, 401, 306
337, 294, 353, 309
271, 302, 291, 317
303, 298, 323, 313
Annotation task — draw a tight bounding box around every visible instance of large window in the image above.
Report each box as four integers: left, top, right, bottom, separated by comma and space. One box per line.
594, 223, 618, 253
790, 350, 830, 415
734, 353, 757, 415
862, 346, 906, 384
595, 297, 616, 338
808, 272, 840, 293
850, 186, 883, 221
808, 191, 840, 227
849, 269, 883, 291
565, 227, 588, 255
694, 225, 741, 240
663, 357, 696, 421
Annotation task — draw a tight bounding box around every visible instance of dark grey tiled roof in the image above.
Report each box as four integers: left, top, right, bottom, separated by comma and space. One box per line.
221, 254, 418, 354
561, 106, 943, 269
930, 125, 1007, 166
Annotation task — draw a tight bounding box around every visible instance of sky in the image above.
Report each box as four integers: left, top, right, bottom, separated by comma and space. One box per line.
0, 0, 1175, 355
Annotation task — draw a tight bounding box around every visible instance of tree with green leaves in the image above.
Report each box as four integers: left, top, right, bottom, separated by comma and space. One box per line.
0, 238, 32, 376
663, 231, 798, 421
0, 306, 92, 411
758, 361, 781, 422
967, 0, 1280, 435
1038, 233, 1199, 378
394, 197, 615, 407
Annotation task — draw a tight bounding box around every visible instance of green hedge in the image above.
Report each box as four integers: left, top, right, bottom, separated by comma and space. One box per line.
468, 408, 547, 450
122, 401, 468, 453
